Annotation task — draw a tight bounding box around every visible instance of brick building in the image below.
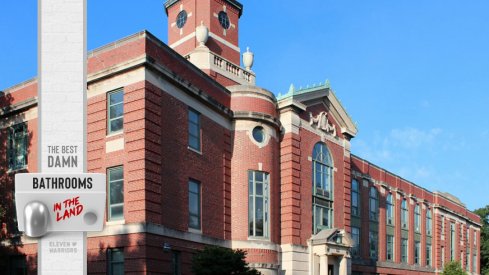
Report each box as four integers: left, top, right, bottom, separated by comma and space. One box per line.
0, 0, 481, 274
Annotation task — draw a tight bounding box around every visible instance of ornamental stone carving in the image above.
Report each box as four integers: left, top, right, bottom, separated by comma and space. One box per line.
309, 111, 336, 136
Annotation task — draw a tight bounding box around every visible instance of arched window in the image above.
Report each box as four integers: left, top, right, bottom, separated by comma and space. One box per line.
386, 193, 394, 225
401, 199, 408, 229
369, 187, 379, 221
426, 209, 432, 236
312, 143, 333, 233
414, 204, 421, 233
351, 179, 360, 217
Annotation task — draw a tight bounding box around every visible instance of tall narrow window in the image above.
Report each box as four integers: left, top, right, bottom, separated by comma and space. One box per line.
426, 244, 432, 267
401, 238, 408, 263
107, 89, 124, 134
401, 199, 408, 229
108, 166, 124, 221
188, 109, 201, 151
249, 171, 269, 238
352, 227, 360, 257
450, 223, 455, 261
188, 180, 201, 230
441, 246, 445, 267
369, 187, 379, 221
467, 228, 470, 244
7, 123, 28, 170
414, 241, 420, 264
414, 204, 421, 233
466, 248, 470, 271
426, 209, 432, 236
386, 193, 394, 225
312, 143, 334, 233
386, 235, 394, 261
474, 231, 477, 245
351, 179, 360, 217
441, 215, 445, 235
369, 230, 378, 259
172, 251, 181, 275
107, 248, 124, 275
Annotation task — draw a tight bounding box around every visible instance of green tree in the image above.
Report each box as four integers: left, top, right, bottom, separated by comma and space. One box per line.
442, 261, 466, 275
192, 246, 262, 275
474, 205, 489, 275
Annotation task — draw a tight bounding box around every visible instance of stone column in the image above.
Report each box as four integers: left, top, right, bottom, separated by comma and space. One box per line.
320, 255, 328, 275
339, 255, 349, 275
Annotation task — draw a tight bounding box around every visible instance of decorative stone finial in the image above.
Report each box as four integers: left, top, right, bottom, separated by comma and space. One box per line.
325, 79, 331, 89
196, 21, 209, 47
288, 84, 295, 95
242, 47, 254, 71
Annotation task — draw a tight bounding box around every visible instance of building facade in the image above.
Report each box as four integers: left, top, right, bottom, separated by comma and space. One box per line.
0, 0, 481, 274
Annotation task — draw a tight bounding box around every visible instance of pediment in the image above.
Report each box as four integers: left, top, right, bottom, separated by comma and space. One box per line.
278, 85, 357, 139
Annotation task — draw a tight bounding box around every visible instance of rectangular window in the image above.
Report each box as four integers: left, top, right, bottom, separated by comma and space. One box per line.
369, 230, 378, 259
107, 89, 124, 134
474, 231, 477, 245
351, 180, 360, 217
248, 171, 269, 238
7, 123, 28, 170
414, 205, 420, 233
352, 227, 360, 256
188, 108, 201, 151
188, 180, 201, 230
107, 248, 124, 275
369, 188, 379, 221
450, 223, 455, 261
386, 194, 394, 226
426, 244, 432, 267
401, 199, 408, 229
466, 248, 470, 271
386, 234, 394, 261
426, 210, 432, 236
441, 215, 445, 235
172, 251, 181, 275
108, 166, 124, 221
414, 241, 420, 265
401, 238, 408, 263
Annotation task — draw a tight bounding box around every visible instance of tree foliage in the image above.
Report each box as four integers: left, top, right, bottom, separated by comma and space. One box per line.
442, 261, 466, 275
192, 246, 262, 275
474, 205, 489, 275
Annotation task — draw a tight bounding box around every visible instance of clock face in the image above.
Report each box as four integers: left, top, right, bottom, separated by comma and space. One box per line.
176, 10, 188, 29
218, 11, 230, 29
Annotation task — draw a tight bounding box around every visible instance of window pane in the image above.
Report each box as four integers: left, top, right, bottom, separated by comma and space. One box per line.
189, 182, 199, 193
189, 136, 200, 150
322, 208, 329, 227
189, 193, 199, 215
109, 91, 123, 104
255, 172, 263, 182
189, 110, 199, 123
110, 181, 123, 204
256, 183, 263, 195
249, 195, 254, 235
255, 197, 263, 236
189, 215, 200, 229
110, 205, 123, 219
109, 105, 123, 119
110, 118, 123, 133
189, 123, 199, 136
110, 168, 123, 181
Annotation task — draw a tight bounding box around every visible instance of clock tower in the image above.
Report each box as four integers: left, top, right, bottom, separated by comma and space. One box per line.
165, 0, 255, 86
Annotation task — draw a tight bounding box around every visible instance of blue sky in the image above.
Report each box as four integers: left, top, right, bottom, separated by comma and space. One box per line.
1, 1, 488, 210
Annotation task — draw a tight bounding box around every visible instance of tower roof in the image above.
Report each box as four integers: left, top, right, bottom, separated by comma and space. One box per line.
164, 0, 244, 16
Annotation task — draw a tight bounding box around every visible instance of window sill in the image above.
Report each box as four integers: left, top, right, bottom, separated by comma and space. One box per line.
188, 228, 202, 234
188, 146, 202, 155
7, 166, 28, 174
247, 236, 270, 242
106, 219, 125, 226
106, 131, 124, 139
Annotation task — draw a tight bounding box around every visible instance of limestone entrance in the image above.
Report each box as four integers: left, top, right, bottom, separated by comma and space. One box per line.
309, 229, 352, 275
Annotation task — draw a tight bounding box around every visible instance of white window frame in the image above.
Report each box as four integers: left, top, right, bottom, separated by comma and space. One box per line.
107, 166, 124, 221
248, 170, 269, 238
386, 193, 394, 226
107, 89, 124, 134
